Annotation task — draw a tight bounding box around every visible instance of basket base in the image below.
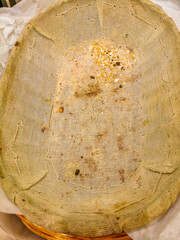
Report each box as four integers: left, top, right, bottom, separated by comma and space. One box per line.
17, 215, 133, 240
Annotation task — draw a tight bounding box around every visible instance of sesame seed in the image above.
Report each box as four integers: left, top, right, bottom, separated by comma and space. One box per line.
58, 107, 64, 113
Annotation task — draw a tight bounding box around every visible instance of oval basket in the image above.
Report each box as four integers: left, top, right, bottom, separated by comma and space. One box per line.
17, 215, 132, 240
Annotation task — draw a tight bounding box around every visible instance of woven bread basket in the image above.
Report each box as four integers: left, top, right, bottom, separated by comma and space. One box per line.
0, 0, 180, 239
17, 215, 132, 240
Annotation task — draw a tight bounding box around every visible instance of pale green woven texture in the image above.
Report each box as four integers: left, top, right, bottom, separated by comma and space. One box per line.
0, 0, 179, 237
